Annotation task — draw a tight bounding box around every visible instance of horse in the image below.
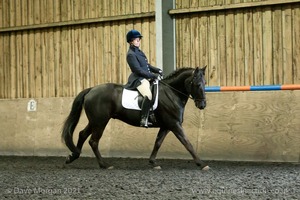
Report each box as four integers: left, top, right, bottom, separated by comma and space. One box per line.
61, 66, 209, 170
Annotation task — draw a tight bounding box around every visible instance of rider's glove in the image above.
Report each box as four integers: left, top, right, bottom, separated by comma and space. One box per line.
157, 75, 162, 81
158, 70, 163, 76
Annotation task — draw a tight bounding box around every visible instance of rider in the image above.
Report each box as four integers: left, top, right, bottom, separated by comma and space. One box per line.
125, 29, 163, 127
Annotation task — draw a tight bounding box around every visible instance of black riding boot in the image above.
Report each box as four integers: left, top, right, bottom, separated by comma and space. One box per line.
140, 96, 151, 127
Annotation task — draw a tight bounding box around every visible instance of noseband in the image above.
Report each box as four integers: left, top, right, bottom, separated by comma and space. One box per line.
190, 91, 206, 102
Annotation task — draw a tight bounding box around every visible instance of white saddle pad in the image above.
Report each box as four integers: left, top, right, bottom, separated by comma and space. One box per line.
121, 86, 158, 111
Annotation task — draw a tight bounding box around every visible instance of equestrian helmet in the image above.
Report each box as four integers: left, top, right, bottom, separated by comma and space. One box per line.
126, 29, 143, 43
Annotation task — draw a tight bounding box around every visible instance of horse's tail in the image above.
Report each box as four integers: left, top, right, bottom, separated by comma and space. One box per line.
61, 87, 92, 154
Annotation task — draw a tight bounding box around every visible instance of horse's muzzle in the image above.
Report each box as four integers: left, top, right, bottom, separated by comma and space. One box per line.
195, 100, 206, 110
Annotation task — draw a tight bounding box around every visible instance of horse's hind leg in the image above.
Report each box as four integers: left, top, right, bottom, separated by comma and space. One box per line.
89, 122, 112, 169
66, 124, 92, 164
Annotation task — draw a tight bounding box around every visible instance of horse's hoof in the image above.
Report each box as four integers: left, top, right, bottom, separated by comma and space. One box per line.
153, 166, 162, 170
65, 153, 80, 164
107, 166, 114, 170
65, 156, 72, 164
202, 166, 210, 171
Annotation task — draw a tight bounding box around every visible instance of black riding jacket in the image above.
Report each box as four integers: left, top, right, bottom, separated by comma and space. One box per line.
125, 45, 160, 90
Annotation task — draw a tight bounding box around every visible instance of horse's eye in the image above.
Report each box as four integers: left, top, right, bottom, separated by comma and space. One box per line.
195, 82, 202, 87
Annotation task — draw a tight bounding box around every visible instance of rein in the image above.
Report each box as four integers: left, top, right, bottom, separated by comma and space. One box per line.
159, 80, 195, 101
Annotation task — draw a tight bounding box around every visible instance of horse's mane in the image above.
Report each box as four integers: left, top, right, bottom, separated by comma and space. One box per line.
163, 67, 194, 82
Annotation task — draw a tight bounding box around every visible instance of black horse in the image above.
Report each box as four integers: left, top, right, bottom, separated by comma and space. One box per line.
61, 66, 209, 170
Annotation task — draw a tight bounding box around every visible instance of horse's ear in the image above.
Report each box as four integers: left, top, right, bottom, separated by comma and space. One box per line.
202, 65, 207, 72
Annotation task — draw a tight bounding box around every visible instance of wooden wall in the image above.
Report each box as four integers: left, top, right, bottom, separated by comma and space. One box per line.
172, 0, 300, 86
0, 0, 156, 98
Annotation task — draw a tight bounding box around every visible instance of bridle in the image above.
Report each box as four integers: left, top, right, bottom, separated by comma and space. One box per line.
159, 80, 194, 100
159, 75, 206, 102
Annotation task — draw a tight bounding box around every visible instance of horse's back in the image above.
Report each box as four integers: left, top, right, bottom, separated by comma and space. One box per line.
83, 83, 123, 113
86, 83, 123, 99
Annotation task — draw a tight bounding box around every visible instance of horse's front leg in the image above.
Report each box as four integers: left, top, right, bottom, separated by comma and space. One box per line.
171, 123, 209, 170
149, 128, 170, 168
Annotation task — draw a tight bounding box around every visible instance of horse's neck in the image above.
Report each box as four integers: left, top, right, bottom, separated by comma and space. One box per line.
163, 70, 192, 98
168, 70, 192, 88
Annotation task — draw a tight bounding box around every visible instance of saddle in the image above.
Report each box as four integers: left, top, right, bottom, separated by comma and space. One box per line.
121, 80, 159, 111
